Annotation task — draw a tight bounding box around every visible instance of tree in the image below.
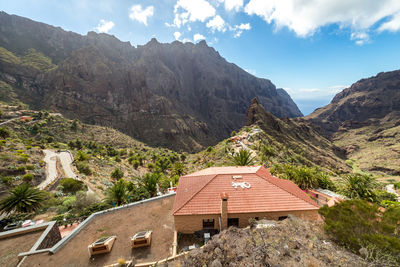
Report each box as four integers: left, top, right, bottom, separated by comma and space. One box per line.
341, 173, 377, 201
171, 161, 185, 177
0, 184, 45, 214
110, 168, 124, 180
141, 173, 161, 197
107, 179, 128, 206
229, 149, 255, 166
293, 167, 319, 190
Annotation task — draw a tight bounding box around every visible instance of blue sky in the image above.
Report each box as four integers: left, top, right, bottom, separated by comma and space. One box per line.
2, 0, 400, 115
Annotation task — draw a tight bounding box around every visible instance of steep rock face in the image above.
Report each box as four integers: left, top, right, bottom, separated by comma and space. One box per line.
0, 12, 302, 152
246, 98, 348, 172
306, 70, 400, 134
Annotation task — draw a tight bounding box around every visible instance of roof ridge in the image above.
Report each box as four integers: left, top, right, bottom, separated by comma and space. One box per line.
256, 169, 319, 208
172, 174, 218, 215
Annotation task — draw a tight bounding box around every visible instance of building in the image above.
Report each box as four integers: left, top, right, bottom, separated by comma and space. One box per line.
6, 194, 175, 267
0, 221, 61, 267
173, 166, 319, 234
307, 188, 345, 207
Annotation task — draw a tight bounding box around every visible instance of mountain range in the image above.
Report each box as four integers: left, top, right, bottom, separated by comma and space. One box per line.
0, 11, 301, 152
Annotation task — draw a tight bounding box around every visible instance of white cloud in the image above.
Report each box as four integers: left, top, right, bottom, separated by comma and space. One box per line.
219, 0, 243, 12
378, 12, 400, 32
244, 0, 400, 42
95, 19, 115, 33
129, 4, 154, 26
350, 32, 370, 45
194, 33, 206, 42
206, 15, 227, 32
173, 0, 216, 28
231, 23, 251, 37
174, 31, 182, 40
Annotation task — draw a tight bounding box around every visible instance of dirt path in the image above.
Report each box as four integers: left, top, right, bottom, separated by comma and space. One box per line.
38, 150, 58, 190
0, 118, 16, 126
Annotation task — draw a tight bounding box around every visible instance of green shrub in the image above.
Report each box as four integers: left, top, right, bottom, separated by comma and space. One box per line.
76, 162, 92, 175
0, 127, 10, 138
1, 176, 13, 187
78, 202, 112, 217
230, 131, 237, 137
59, 178, 86, 194
110, 168, 123, 180
76, 150, 90, 161
22, 173, 34, 184
373, 190, 398, 204
26, 165, 35, 170
51, 214, 65, 224
319, 200, 400, 264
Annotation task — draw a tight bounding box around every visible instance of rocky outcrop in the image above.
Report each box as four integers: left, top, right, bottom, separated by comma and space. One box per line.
245, 98, 348, 172
181, 216, 369, 267
0, 12, 302, 152
306, 70, 400, 134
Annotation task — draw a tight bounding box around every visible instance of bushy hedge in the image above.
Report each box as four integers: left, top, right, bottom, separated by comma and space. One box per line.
319, 200, 400, 264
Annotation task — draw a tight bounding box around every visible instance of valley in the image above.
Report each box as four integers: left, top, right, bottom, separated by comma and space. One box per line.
0, 10, 399, 267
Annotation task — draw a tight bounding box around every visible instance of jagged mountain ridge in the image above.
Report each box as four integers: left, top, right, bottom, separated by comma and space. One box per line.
306, 70, 400, 134
0, 11, 302, 152
246, 98, 348, 172
306, 70, 400, 175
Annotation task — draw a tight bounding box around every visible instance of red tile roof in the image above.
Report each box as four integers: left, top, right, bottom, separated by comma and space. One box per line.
173, 166, 319, 215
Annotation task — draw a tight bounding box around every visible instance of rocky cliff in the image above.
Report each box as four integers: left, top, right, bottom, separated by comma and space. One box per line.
306, 70, 400, 134
246, 98, 348, 172
0, 11, 302, 152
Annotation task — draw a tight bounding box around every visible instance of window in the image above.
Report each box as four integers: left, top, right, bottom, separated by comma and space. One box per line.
228, 218, 239, 227
254, 217, 259, 220
203, 219, 214, 229
278, 216, 288, 221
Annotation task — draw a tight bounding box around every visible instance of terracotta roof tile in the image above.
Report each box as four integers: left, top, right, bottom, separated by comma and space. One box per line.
173, 166, 318, 215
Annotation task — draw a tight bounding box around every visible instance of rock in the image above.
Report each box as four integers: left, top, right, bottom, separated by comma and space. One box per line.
359, 247, 368, 259
210, 259, 222, 267
0, 11, 302, 153
283, 244, 291, 256
307, 70, 400, 135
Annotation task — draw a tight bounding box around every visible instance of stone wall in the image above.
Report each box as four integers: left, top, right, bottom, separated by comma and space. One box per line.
37, 223, 62, 250
174, 209, 318, 233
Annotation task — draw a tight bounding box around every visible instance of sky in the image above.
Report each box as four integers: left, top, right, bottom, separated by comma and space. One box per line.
2, 0, 400, 115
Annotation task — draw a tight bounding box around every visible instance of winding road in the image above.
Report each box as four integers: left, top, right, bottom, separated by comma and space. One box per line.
38, 150, 58, 190
38, 150, 94, 194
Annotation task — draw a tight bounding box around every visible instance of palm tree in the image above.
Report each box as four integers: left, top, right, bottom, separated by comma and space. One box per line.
229, 149, 255, 166
0, 184, 46, 214
171, 161, 185, 177
106, 179, 128, 206
342, 173, 376, 201
142, 173, 161, 197
293, 167, 318, 190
